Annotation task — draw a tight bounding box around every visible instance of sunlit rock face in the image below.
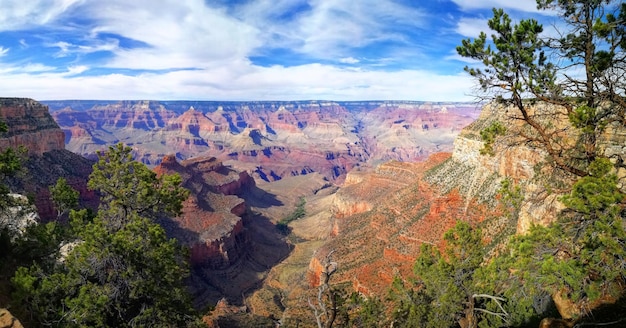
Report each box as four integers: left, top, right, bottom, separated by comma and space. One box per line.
306, 100, 626, 299
154, 155, 254, 269
0, 98, 65, 155
47, 100, 480, 183
0, 98, 96, 221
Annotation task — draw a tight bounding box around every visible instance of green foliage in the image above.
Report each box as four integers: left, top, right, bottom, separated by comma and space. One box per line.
561, 158, 622, 217
89, 143, 189, 230
13, 215, 196, 327
49, 177, 79, 220
479, 121, 507, 156
457, 8, 550, 98
458, 1, 626, 319
348, 294, 386, 328
277, 196, 306, 234
0, 146, 25, 211
11, 143, 199, 327
458, 1, 625, 178
389, 222, 495, 327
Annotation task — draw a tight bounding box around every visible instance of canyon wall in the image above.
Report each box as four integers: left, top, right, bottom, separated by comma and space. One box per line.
47, 100, 480, 183
154, 155, 290, 307
0, 98, 65, 155
0, 98, 95, 220
306, 100, 626, 301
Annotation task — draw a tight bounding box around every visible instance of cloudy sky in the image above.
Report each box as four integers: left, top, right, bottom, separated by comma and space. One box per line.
0, 0, 555, 101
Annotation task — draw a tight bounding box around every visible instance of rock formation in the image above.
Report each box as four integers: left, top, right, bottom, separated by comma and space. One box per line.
0, 308, 24, 328
154, 155, 291, 307
154, 155, 253, 269
0, 98, 96, 221
0, 98, 65, 156
47, 100, 480, 182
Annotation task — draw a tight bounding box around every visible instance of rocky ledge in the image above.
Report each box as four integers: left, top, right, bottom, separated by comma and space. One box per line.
0, 98, 95, 220
0, 98, 65, 155
154, 155, 254, 269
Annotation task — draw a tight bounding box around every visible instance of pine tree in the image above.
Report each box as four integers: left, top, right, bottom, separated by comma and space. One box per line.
457, 0, 626, 320
11, 143, 199, 327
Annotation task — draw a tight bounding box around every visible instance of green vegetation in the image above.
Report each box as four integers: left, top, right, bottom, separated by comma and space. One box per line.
277, 196, 306, 234
349, 1, 626, 326
49, 177, 80, 220
457, 1, 626, 178
479, 121, 506, 156
316, 2, 626, 326
3, 143, 200, 327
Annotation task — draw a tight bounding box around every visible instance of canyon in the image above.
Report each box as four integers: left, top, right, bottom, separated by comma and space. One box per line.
254, 101, 626, 325
0, 98, 96, 221
6, 98, 622, 325
46, 100, 480, 183
0, 98, 294, 311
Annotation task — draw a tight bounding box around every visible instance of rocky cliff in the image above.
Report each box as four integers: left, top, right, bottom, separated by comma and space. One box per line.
307, 154, 492, 295
297, 101, 626, 323
0, 98, 65, 156
154, 155, 291, 307
154, 155, 253, 269
47, 100, 480, 183
0, 98, 95, 220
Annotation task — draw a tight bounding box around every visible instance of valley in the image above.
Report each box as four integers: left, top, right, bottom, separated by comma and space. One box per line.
3, 97, 625, 327
45, 100, 480, 183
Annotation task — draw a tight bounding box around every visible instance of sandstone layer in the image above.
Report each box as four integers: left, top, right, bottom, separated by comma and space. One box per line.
0, 98, 65, 156
47, 100, 480, 183
154, 155, 291, 308
0, 98, 96, 220
154, 155, 253, 269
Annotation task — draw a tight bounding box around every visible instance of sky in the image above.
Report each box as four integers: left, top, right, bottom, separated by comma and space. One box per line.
0, 0, 556, 101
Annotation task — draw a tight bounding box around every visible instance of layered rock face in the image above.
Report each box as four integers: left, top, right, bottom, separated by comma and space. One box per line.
0, 98, 95, 220
305, 101, 626, 305
0, 98, 65, 155
307, 154, 493, 296
47, 100, 480, 183
154, 155, 291, 307
154, 155, 253, 269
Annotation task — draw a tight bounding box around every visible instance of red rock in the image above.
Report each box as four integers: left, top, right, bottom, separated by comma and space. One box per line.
0, 98, 65, 155
49, 100, 480, 183
154, 155, 254, 268
0, 98, 96, 221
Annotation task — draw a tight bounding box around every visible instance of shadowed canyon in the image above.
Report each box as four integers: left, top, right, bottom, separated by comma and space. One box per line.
3, 98, 625, 327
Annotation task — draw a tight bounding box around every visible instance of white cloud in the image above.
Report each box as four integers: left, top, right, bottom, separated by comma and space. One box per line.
0, 0, 478, 101
0, 63, 475, 102
237, 0, 426, 59
0, 0, 83, 31
451, 0, 541, 13
66, 65, 89, 75
78, 0, 261, 70
21, 63, 56, 72
455, 17, 489, 38
339, 57, 360, 64
0, 47, 9, 57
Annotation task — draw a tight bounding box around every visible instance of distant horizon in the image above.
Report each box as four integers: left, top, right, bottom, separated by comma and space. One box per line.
1, 1, 555, 101
39, 99, 482, 103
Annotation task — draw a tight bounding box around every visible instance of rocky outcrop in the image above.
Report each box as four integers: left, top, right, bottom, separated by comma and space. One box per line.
154, 155, 253, 269
0, 194, 38, 239
155, 154, 292, 307
0, 98, 65, 155
307, 153, 491, 296
48, 100, 480, 183
305, 100, 626, 314
0, 309, 24, 328
0, 98, 96, 221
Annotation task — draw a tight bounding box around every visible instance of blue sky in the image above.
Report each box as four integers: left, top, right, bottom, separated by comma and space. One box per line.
0, 0, 555, 101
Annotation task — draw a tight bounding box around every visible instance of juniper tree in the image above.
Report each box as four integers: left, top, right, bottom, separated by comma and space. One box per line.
457, 0, 626, 320
11, 144, 198, 327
